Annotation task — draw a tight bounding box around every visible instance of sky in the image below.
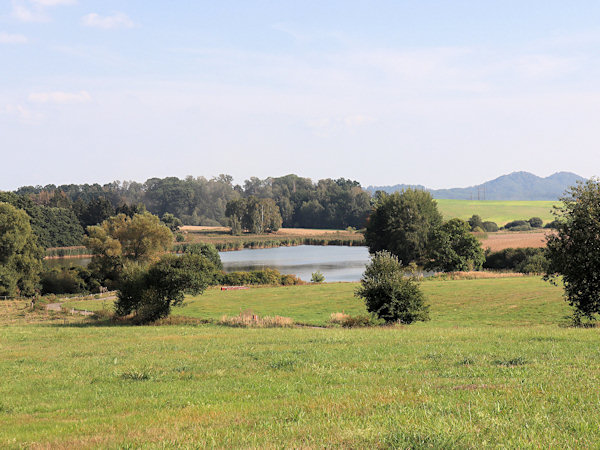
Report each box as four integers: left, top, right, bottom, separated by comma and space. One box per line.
1, 1, 600, 190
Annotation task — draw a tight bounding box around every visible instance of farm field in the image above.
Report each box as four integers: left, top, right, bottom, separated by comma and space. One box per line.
3, 278, 600, 447
436, 199, 556, 226
478, 230, 550, 252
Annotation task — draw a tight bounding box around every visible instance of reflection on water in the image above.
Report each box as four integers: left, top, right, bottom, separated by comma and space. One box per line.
44, 246, 371, 282
219, 245, 369, 282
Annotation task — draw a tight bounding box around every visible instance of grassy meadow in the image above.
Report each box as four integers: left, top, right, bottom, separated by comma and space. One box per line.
436, 199, 556, 226
3, 277, 600, 447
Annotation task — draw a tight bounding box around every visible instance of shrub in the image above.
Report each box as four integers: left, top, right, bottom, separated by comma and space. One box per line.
115, 253, 215, 323
355, 251, 429, 324
544, 220, 561, 229
482, 221, 499, 232
468, 214, 484, 231
484, 247, 547, 273
528, 217, 543, 228
311, 271, 325, 283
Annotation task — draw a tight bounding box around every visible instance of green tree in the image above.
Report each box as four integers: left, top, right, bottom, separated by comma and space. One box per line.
364, 190, 443, 265
225, 199, 246, 235
355, 251, 429, 324
426, 219, 485, 272
468, 214, 484, 231
0, 203, 44, 296
545, 179, 600, 320
84, 212, 173, 288
243, 197, 282, 234
161, 212, 182, 232
115, 253, 215, 323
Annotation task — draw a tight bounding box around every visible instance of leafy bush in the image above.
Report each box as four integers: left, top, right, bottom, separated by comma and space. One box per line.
504, 220, 531, 231
484, 247, 548, 273
528, 217, 543, 228
426, 219, 485, 272
311, 271, 325, 283
544, 220, 561, 229
468, 214, 484, 231
219, 268, 303, 286
115, 253, 216, 323
482, 221, 499, 232
355, 251, 429, 324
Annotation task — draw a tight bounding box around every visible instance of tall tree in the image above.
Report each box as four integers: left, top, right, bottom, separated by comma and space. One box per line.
545, 179, 600, 321
364, 189, 443, 265
0, 203, 44, 296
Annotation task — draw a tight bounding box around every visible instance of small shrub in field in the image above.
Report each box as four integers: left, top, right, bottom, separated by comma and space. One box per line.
482, 221, 499, 232
218, 311, 294, 328
528, 217, 543, 228
355, 251, 429, 324
311, 271, 325, 283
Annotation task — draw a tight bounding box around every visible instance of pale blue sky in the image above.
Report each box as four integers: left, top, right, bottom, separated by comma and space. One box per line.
1, 1, 600, 190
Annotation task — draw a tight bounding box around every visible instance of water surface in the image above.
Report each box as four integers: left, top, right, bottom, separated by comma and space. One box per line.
219, 245, 369, 282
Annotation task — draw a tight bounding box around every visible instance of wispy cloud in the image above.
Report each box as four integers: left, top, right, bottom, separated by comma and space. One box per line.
28, 90, 92, 104
81, 12, 135, 29
0, 32, 28, 44
3, 104, 43, 122
11, 0, 76, 22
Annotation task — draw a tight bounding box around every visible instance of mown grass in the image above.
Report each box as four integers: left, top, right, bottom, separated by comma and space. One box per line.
3, 277, 600, 447
65, 277, 569, 327
436, 199, 556, 226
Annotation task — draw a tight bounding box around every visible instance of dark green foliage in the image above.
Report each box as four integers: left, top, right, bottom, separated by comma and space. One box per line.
426, 219, 485, 272
0, 192, 83, 248
116, 253, 215, 323
544, 220, 561, 229
73, 197, 115, 229
12, 173, 373, 230
364, 190, 443, 265
0, 202, 44, 296
161, 213, 182, 232
482, 221, 499, 232
504, 220, 531, 231
355, 251, 429, 324
40, 266, 99, 295
528, 217, 543, 228
225, 197, 282, 234
484, 247, 548, 273
546, 179, 600, 319
468, 214, 484, 231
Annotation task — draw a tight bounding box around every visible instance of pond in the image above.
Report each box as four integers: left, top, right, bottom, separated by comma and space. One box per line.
45, 245, 372, 282
219, 245, 369, 282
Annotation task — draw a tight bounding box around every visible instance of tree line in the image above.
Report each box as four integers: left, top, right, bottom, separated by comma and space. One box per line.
8, 174, 372, 247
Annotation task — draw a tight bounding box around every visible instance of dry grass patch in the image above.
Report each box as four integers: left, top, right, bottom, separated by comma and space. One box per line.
218, 311, 294, 328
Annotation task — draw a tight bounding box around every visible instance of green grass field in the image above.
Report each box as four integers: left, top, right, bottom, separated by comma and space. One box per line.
436, 199, 557, 226
3, 278, 600, 447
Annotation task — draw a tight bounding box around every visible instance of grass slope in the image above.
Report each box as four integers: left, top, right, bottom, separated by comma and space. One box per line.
65, 277, 568, 327
4, 278, 600, 448
436, 199, 556, 225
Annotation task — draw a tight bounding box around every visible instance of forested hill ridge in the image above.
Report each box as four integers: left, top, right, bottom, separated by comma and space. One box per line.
366, 171, 585, 200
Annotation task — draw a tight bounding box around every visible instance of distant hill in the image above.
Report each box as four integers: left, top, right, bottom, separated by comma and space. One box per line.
366, 171, 585, 200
